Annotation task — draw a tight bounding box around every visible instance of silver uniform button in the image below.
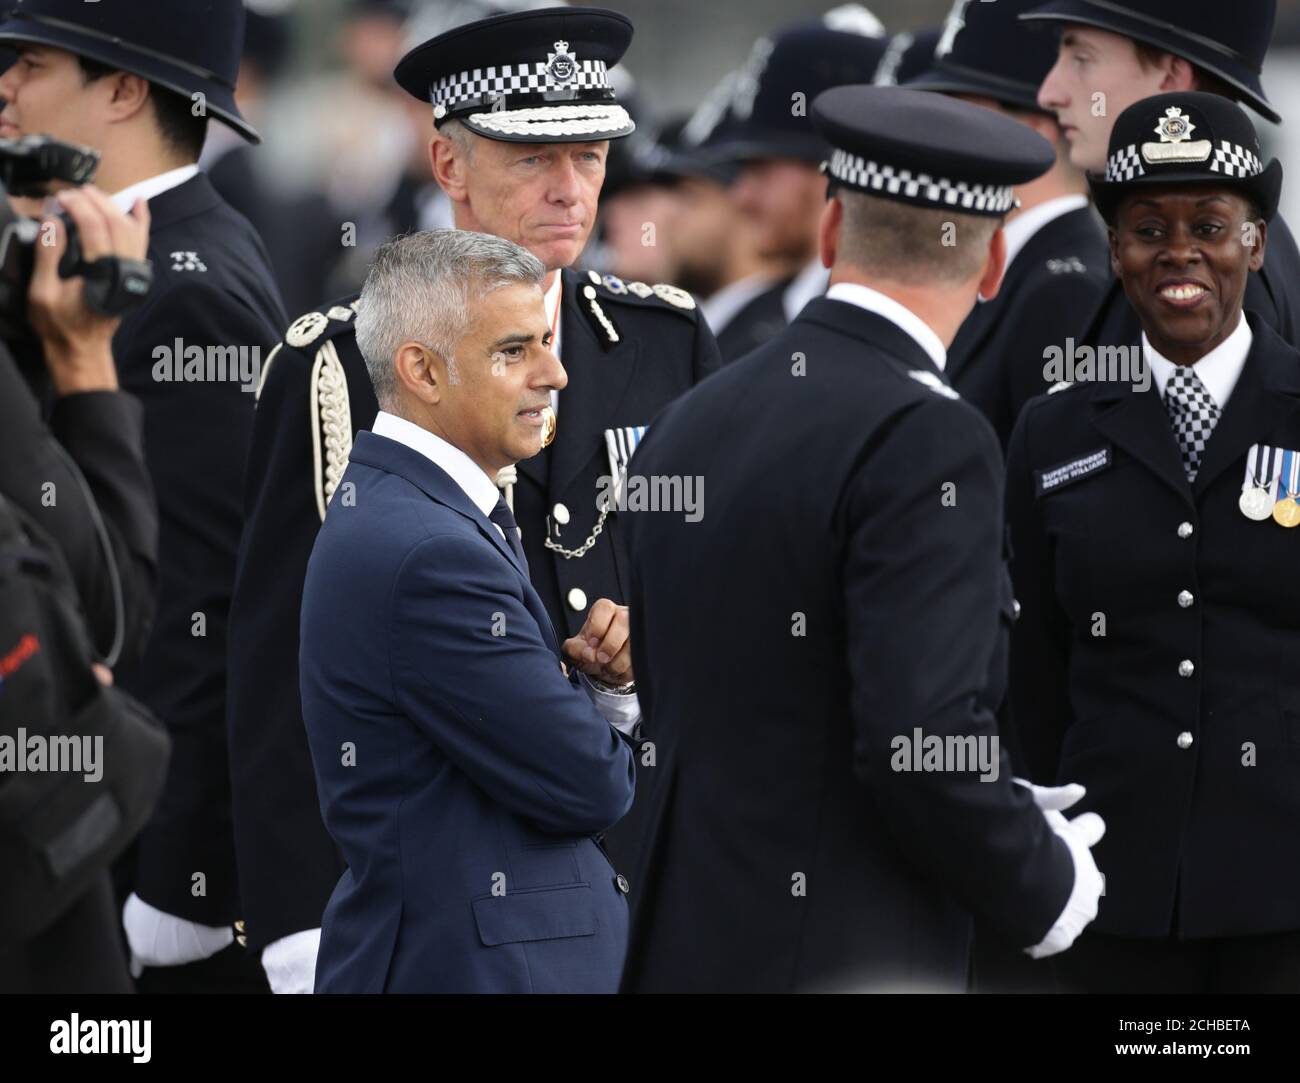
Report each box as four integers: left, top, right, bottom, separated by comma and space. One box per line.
567, 587, 588, 612
1178, 590, 1194, 608
552, 502, 571, 526
1178, 659, 1195, 678
1012, 599, 1022, 619
1177, 521, 1194, 538
1177, 731, 1194, 750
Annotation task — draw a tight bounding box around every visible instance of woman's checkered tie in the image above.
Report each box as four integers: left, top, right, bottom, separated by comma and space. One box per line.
1165, 367, 1221, 483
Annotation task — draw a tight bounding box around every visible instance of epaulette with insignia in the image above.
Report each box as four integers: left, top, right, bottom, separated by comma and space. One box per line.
1046, 257, 1088, 275
907, 368, 961, 400
581, 268, 698, 317
263, 296, 363, 521
283, 297, 362, 350
1047, 380, 1077, 394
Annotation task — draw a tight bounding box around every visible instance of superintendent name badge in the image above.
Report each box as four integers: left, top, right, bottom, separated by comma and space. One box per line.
1034, 446, 1112, 497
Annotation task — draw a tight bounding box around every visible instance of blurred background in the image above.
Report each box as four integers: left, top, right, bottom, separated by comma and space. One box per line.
211, 0, 1300, 311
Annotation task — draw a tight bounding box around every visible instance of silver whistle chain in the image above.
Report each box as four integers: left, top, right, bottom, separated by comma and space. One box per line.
543, 499, 611, 559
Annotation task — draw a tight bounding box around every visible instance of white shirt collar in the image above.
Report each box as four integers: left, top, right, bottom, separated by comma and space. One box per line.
371, 411, 500, 519
824, 282, 948, 372
700, 272, 776, 334
110, 164, 201, 212
783, 258, 830, 322
1142, 314, 1253, 408
1001, 194, 1090, 270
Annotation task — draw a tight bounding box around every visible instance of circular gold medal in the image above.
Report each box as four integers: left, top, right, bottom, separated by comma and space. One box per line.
1272, 497, 1300, 528
540, 406, 557, 449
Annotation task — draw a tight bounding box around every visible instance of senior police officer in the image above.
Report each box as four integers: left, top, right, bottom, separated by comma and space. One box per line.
909, 0, 1109, 446
1006, 93, 1300, 993
0, 0, 286, 993
1023, 0, 1300, 349
620, 86, 1105, 993
225, 6, 719, 991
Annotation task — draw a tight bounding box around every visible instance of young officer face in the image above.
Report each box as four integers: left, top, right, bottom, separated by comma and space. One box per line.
439, 281, 568, 475
0, 45, 105, 148
453, 138, 607, 273
1038, 27, 1170, 174
1111, 187, 1266, 365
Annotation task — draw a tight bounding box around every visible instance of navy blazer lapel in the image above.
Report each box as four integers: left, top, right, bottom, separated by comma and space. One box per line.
546, 269, 641, 500
1194, 316, 1300, 497
348, 431, 525, 576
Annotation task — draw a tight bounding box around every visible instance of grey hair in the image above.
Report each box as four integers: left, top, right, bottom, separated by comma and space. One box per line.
438, 117, 477, 164
355, 229, 545, 411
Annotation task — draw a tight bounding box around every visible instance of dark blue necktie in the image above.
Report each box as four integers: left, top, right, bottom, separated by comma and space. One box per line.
489, 496, 528, 574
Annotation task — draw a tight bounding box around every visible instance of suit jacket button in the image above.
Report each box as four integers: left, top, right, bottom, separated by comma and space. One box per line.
568, 587, 588, 612
1177, 731, 1194, 749
615, 874, 630, 895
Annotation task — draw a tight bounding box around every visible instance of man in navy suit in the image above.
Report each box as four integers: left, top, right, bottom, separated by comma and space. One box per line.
300, 230, 638, 993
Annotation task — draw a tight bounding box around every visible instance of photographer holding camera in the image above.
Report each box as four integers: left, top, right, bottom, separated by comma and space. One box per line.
0, 165, 168, 990
0, 0, 287, 993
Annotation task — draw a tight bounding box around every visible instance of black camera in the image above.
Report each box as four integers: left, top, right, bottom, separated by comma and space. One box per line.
0, 135, 153, 343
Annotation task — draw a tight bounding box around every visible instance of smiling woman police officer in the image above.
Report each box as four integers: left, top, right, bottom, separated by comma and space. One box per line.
1005, 91, 1300, 993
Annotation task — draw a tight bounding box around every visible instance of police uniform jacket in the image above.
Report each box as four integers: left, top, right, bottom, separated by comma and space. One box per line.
226, 267, 719, 950
619, 296, 1074, 993
948, 204, 1110, 445
714, 277, 794, 364
112, 172, 286, 926
1005, 312, 1300, 939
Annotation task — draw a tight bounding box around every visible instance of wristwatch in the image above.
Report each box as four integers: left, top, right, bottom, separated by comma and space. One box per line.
587, 674, 636, 696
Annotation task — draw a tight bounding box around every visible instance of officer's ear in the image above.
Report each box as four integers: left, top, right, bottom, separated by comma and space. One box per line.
1245, 208, 1267, 273
818, 195, 843, 270
393, 341, 445, 407
430, 130, 470, 204
976, 226, 1007, 303
1108, 225, 1122, 277
100, 70, 151, 127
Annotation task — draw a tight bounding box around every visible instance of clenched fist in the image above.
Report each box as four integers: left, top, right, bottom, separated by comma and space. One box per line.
562, 597, 633, 687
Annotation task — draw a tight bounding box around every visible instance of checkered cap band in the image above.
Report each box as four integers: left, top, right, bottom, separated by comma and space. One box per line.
825, 148, 1015, 215
1106, 144, 1145, 182
432, 60, 611, 112
1210, 140, 1264, 178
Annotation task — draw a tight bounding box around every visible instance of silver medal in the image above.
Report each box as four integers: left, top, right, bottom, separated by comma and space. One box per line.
1240, 486, 1275, 520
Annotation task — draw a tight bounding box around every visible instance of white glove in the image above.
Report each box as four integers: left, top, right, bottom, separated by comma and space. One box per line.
122, 892, 234, 975
262, 928, 321, 994
1018, 781, 1106, 959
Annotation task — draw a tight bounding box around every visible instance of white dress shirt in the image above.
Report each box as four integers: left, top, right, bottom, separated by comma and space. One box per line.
1000, 194, 1090, 271
825, 281, 947, 371
370, 410, 639, 733
701, 272, 778, 335
110, 164, 200, 212
1143, 313, 1252, 408
783, 257, 831, 322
